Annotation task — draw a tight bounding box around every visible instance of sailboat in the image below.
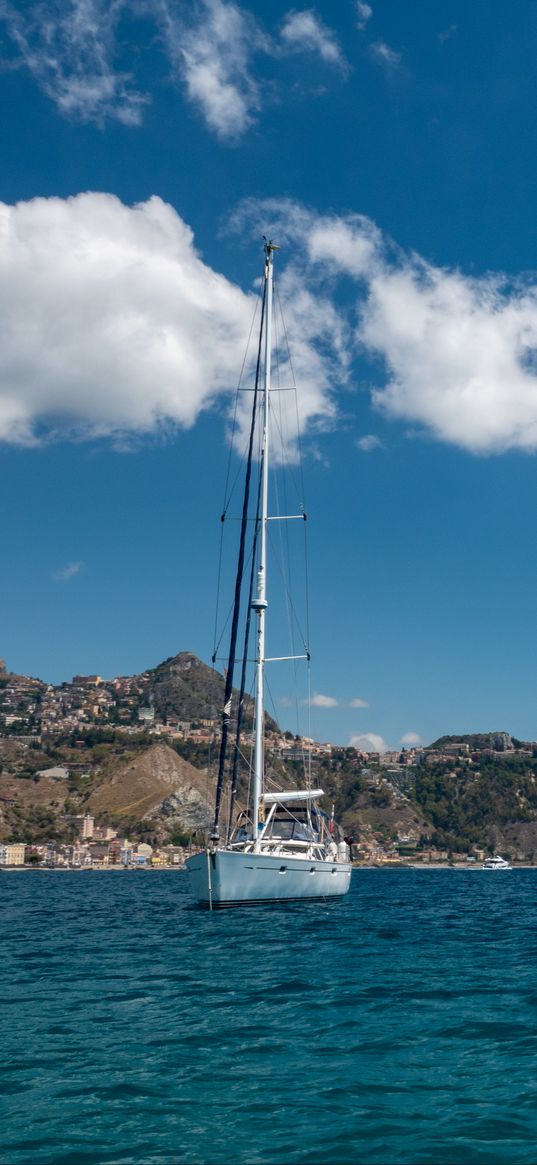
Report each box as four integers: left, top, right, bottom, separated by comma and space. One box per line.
186, 242, 353, 908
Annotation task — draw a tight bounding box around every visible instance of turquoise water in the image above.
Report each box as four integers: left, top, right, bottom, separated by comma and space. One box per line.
2, 869, 537, 1165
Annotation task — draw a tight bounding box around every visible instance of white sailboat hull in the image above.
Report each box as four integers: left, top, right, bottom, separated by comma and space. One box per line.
186, 848, 352, 908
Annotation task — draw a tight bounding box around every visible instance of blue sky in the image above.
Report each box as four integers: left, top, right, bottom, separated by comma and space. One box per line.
2, 0, 537, 751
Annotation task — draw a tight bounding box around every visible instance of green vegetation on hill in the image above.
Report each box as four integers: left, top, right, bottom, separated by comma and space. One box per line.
411, 751, 537, 852
5, 649, 537, 859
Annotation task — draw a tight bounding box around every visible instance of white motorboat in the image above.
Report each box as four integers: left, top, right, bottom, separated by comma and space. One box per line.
186, 243, 352, 908
482, 855, 511, 870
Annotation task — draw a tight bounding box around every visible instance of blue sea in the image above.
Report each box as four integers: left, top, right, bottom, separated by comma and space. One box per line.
3, 869, 537, 1165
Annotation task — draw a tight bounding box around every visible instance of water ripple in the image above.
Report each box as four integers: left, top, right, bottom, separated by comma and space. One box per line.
3, 869, 537, 1163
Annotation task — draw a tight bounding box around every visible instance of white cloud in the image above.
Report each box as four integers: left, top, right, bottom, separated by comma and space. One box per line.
305, 693, 369, 708
233, 198, 381, 277
401, 732, 422, 746
364, 265, 537, 454
280, 9, 346, 70
0, 0, 147, 125
9, 190, 537, 460
161, 0, 264, 142
0, 2, 346, 140
370, 41, 401, 70
349, 732, 388, 753
239, 197, 537, 456
310, 692, 338, 707
356, 434, 382, 452
0, 193, 344, 448
308, 216, 381, 279
355, 1, 372, 30
52, 561, 84, 582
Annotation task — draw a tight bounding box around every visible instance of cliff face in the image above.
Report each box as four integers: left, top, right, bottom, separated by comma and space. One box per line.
87, 742, 213, 830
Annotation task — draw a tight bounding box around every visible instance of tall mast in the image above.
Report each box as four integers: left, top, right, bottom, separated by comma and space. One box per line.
251, 241, 276, 849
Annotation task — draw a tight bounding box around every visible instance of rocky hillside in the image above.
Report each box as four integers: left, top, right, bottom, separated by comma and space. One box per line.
0, 651, 277, 736
87, 743, 213, 832
5, 651, 537, 859
145, 653, 232, 722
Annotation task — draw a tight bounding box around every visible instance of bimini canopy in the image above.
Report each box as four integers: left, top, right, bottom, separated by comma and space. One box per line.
262, 789, 324, 805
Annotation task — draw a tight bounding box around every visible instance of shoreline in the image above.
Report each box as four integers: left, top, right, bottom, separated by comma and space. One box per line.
3, 861, 536, 872
355, 862, 537, 870
0, 864, 187, 872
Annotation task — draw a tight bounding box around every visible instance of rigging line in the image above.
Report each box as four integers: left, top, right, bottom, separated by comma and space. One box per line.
212, 536, 257, 663
266, 524, 309, 653
221, 290, 261, 516
269, 284, 304, 508
302, 494, 311, 665
271, 448, 300, 755
212, 518, 225, 660
227, 470, 262, 842
267, 388, 304, 516
228, 670, 257, 837
213, 291, 261, 656
265, 396, 302, 652
231, 744, 254, 778
306, 656, 312, 791
264, 672, 282, 741
272, 378, 300, 708
212, 277, 266, 839
273, 294, 295, 506
222, 427, 255, 521
267, 376, 303, 507
274, 281, 312, 662
275, 279, 308, 511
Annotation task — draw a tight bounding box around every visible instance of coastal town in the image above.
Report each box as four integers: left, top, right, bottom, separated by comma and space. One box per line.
0, 815, 188, 871
2, 656, 537, 868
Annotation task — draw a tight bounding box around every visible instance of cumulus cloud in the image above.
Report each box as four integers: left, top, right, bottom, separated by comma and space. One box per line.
0, 0, 147, 125
52, 561, 84, 582
364, 265, 537, 453
238, 196, 537, 456
280, 9, 346, 70
355, 1, 372, 30
0, 192, 346, 448
305, 689, 368, 708
310, 692, 338, 707
349, 732, 388, 753
303, 693, 369, 708
8, 190, 537, 459
356, 434, 382, 452
233, 197, 381, 277
401, 732, 422, 746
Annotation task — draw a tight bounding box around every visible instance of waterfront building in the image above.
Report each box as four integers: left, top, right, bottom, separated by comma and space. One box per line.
0, 843, 26, 866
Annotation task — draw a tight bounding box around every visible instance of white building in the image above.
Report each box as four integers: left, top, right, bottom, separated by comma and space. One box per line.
0, 843, 26, 865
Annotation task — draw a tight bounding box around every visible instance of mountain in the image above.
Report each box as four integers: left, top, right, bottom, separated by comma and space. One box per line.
428, 732, 515, 752
87, 742, 213, 832
4, 652, 537, 860
145, 653, 232, 722
0, 650, 276, 736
